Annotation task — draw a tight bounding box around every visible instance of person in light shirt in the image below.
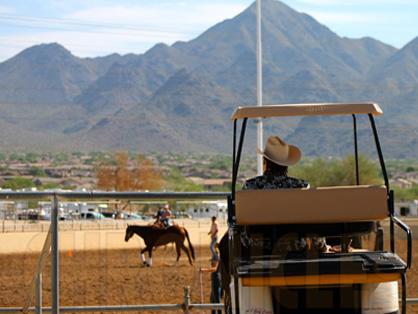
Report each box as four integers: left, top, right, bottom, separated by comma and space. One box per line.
208, 216, 219, 260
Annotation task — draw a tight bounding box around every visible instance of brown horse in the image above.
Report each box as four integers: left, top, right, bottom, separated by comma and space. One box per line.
125, 224, 195, 266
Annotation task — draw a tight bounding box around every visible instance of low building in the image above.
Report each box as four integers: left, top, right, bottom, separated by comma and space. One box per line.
186, 201, 227, 221
390, 178, 413, 189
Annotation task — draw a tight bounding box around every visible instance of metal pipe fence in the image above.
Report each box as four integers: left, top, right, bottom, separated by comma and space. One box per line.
0, 287, 224, 313
0, 219, 227, 233
0, 192, 229, 314
0, 191, 229, 202
0, 304, 225, 313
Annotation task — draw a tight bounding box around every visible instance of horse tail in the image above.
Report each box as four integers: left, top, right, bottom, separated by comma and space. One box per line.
184, 228, 195, 260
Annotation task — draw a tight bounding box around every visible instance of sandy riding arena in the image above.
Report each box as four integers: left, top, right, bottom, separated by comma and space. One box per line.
0, 222, 417, 313
0, 247, 218, 313
0, 220, 227, 313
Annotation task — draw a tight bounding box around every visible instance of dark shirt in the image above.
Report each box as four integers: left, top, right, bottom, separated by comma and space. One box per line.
243, 175, 309, 190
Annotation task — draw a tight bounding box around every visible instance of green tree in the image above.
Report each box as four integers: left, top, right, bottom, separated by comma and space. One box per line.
24, 153, 39, 163
290, 155, 382, 187
406, 166, 415, 172
41, 182, 61, 190
53, 152, 69, 164
2, 177, 35, 190
209, 155, 231, 171
29, 167, 46, 177
164, 168, 203, 192
9, 153, 24, 162
393, 185, 418, 201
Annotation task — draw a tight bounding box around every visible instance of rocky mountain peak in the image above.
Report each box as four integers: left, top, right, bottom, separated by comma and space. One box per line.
0, 0, 416, 157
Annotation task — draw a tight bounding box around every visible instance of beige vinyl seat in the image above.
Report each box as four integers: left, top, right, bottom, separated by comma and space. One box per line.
235, 185, 388, 225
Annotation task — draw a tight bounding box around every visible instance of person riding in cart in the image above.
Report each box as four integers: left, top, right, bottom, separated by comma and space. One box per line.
243, 135, 327, 253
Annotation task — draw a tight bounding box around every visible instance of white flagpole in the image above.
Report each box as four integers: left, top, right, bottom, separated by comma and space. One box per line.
256, 0, 263, 175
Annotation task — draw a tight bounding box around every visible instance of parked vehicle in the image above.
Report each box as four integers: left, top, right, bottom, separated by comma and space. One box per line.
80, 212, 106, 220
101, 212, 116, 219
124, 213, 143, 220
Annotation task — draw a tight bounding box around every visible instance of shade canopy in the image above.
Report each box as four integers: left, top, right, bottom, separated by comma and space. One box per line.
231, 102, 383, 120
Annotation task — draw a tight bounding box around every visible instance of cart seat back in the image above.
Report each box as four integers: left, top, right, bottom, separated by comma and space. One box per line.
235, 185, 387, 225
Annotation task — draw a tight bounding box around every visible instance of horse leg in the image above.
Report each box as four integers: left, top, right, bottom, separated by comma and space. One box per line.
147, 247, 153, 267
140, 248, 148, 266
175, 243, 181, 264
180, 241, 193, 265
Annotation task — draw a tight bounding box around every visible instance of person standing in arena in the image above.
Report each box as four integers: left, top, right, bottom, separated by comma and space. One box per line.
208, 216, 219, 260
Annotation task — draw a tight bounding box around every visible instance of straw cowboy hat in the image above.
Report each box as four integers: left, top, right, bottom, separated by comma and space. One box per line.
258, 136, 301, 166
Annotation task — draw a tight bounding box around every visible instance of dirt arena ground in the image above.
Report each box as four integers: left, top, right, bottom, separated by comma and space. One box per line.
0, 246, 215, 313
1, 241, 417, 313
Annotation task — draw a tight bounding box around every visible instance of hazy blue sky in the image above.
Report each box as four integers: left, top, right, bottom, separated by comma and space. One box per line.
0, 0, 417, 61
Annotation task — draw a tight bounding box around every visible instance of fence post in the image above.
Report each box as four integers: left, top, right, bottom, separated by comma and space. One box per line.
35, 273, 42, 314
51, 194, 59, 314
183, 286, 190, 314
199, 270, 204, 303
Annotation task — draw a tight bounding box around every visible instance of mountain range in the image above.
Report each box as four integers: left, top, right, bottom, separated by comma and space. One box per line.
0, 0, 417, 158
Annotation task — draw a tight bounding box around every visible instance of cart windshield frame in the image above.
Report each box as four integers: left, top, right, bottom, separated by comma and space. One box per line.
230, 103, 390, 222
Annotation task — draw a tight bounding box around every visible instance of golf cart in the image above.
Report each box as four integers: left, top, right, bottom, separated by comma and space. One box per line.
227, 103, 412, 313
